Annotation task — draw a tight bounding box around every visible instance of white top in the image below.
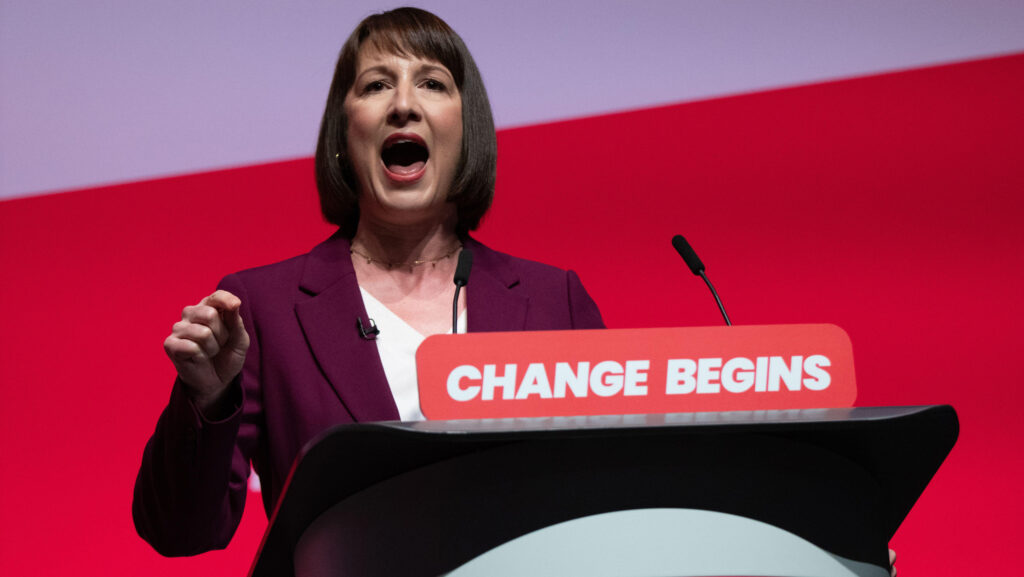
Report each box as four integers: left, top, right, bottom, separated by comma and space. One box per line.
359, 288, 467, 422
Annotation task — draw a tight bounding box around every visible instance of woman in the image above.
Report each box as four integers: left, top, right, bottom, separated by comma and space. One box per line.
133, 7, 604, 556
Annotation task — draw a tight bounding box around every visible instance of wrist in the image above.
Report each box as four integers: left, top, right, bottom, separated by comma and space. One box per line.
188, 381, 238, 421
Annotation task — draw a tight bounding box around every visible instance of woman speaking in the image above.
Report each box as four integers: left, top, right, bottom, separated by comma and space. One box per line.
133, 7, 604, 555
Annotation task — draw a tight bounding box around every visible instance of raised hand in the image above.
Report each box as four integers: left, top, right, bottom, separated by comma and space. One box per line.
164, 290, 250, 414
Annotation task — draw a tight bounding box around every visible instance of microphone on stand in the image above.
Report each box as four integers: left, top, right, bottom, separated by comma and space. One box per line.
672, 234, 732, 326
452, 248, 474, 334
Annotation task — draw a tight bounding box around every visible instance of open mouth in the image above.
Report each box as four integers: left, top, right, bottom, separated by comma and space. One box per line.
381, 134, 429, 177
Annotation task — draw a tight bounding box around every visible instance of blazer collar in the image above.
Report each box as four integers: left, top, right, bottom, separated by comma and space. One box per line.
292, 233, 530, 422
294, 232, 400, 422
463, 237, 529, 333
298, 230, 356, 295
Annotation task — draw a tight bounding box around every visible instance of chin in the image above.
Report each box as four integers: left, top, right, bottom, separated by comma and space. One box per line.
366, 186, 451, 224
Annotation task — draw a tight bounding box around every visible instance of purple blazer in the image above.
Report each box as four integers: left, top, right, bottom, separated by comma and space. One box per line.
132, 233, 605, 556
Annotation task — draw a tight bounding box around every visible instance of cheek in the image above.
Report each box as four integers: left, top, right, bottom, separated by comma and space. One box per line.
441, 106, 464, 160
344, 114, 378, 173
342, 116, 376, 191
343, 98, 378, 145
345, 112, 370, 149
451, 104, 464, 141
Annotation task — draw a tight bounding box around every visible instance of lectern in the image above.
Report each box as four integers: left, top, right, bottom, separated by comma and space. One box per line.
249, 405, 957, 577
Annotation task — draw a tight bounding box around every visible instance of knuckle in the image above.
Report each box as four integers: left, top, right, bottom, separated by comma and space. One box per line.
165, 338, 198, 360
184, 305, 215, 324
195, 324, 213, 340
196, 306, 218, 323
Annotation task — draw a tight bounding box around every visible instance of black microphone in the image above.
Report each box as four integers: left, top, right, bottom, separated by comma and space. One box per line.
356, 316, 380, 340
452, 247, 473, 334
672, 234, 732, 326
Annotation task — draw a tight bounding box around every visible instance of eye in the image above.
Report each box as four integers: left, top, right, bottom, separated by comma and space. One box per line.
422, 78, 446, 91
363, 80, 388, 93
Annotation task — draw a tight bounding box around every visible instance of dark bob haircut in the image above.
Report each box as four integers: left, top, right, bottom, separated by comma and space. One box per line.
314, 7, 497, 237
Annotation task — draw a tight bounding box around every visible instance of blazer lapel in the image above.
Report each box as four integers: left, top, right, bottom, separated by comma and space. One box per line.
465, 238, 529, 333
294, 233, 400, 422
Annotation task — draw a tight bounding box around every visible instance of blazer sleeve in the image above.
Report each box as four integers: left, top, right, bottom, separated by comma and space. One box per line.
567, 270, 606, 329
132, 273, 261, 556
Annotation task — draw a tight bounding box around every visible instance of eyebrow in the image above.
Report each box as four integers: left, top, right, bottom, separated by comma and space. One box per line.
355, 62, 454, 82
417, 63, 453, 78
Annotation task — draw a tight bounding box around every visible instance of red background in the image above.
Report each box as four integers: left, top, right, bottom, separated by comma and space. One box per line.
1, 53, 1021, 575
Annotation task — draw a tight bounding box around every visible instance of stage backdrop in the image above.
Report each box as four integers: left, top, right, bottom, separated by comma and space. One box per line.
1, 2, 1022, 576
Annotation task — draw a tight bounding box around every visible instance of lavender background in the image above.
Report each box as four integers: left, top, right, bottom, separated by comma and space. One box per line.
2, 0, 1023, 199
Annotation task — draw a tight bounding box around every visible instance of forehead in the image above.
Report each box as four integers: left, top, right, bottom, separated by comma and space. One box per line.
354, 43, 453, 76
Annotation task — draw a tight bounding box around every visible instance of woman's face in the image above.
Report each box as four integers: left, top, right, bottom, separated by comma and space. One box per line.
343, 45, 464, 229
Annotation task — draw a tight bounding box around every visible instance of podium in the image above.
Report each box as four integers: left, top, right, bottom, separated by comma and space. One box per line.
249, 405, 957, 577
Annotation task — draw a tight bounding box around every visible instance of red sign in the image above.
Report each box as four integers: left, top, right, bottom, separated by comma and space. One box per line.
416, 324, 856, 420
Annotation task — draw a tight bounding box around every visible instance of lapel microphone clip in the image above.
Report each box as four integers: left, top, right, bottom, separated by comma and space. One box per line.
357, 316, 380, 340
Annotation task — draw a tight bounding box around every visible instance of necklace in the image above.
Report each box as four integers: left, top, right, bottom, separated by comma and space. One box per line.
350, 243, 463, 269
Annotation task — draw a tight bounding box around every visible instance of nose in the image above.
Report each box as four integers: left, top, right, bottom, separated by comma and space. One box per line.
387, 81, 421, 126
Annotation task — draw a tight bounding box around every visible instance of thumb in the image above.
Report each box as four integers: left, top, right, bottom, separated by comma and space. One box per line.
221, 303, 250, 352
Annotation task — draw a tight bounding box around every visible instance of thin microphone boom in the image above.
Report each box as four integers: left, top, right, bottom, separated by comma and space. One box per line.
452, 248, 473, 334
672, 234, 732, 326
